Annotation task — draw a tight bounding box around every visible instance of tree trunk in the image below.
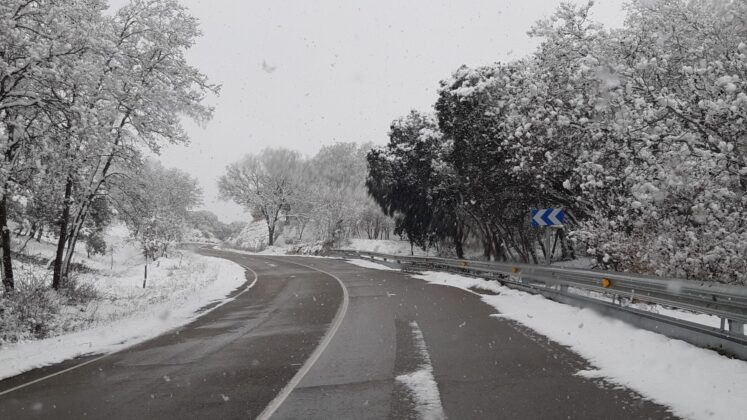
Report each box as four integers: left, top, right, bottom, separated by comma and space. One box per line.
551, 229, 560, 259
481, 230, 492, 260
0, 194, 13, 292
298, 222, 306, 241
0, 246, 6, 293
17, 234, 34, 254
142, 253, 148, 288
491, 232, 506, 262
558, 228, 574, 260
60, 123, 127, 282
527, 235, 538, 264
538, 233, 548, 260
53, 177, 74, 290
454, 235, 464, 259
36, 226, 43, 241
474, 220, 492, 260
61, 200, 90, 280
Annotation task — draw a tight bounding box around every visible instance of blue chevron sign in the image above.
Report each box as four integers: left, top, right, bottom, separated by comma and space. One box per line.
531, 208, 565, 227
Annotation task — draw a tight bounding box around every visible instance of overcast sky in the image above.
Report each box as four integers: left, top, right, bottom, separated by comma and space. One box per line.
109, 0, 626, 222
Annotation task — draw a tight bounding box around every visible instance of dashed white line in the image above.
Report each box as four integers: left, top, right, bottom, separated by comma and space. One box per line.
397, 321, 447, 420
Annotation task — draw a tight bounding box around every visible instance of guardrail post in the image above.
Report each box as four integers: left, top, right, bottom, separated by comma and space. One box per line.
728, 319, 745, 335
559, 284, 568, 294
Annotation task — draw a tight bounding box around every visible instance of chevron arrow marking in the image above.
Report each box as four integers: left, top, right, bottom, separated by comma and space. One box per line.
548, 208, 562, 225
532, 209, 546, 227
531, 208, 564, 227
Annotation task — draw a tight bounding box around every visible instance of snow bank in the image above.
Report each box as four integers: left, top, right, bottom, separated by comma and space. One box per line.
342, 239, 435, 256
412, 271, 747, 420
0, 255, 247, 381
345, 259, 399, 271
226, 220, 269, 251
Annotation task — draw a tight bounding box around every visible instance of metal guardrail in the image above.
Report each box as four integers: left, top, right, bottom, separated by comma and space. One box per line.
332, 249, 747, 358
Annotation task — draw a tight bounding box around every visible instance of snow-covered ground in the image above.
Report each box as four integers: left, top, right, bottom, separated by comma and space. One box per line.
0, 256, 247, 381
341, 238, 435, 256
226, 220, 271, 251
347, 259, 747, 420
346, 258, 399, 271
215, 245, 331, 259
567, 287, 722, 329
226, 223, 437, 257
0, 225, 249, 381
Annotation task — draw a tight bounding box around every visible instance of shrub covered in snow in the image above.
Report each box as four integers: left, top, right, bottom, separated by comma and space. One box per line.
286, 240, 334, 256
0, 270, 61, 343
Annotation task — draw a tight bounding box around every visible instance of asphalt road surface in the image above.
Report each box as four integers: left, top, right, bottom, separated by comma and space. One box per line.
0, 248, 677, 419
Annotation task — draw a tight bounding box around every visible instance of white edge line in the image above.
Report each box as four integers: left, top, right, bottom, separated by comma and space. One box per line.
0, 260, 258, 398
396, 321, 447, 420
256, 258, 350, 420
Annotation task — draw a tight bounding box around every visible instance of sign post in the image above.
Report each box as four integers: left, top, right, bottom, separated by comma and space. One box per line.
531, 208, 565, 265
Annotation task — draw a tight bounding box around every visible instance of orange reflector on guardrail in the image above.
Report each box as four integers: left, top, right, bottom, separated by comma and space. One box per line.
601, 278, 611, 288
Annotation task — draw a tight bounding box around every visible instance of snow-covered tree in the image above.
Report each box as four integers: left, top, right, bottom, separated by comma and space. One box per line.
369, 0, 747, 282
219, 149, 302, 246
367, 111, 468, 256
565, 0, 747, 282
303, 142, 378, 242
120, 161, 202, 261
0, 0, 108, 291
0, 0, 217, 291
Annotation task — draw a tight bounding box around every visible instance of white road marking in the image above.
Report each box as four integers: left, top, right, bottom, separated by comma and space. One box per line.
0, 262, 259, 398
256, 258, 350, 420
397, 321, 447, 420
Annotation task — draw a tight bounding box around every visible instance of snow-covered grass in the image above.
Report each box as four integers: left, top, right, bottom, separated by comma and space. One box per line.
216, 246, 332, 259
345, 259, 747, 420
0, 255, 246, 381
8, 223, 142, 274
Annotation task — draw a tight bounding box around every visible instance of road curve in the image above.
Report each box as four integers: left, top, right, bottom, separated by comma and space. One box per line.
0, 251, 342, 419
265, 256, 677, 420
0, 249, 677, 419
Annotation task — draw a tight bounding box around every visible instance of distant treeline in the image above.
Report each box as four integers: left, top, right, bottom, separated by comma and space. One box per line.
219, 143, 394, 247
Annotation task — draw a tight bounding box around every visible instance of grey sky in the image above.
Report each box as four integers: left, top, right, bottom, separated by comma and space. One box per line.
109, 0, 626, 222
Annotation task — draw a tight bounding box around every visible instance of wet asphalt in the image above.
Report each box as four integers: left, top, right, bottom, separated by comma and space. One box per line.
0, 249, 677, 419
